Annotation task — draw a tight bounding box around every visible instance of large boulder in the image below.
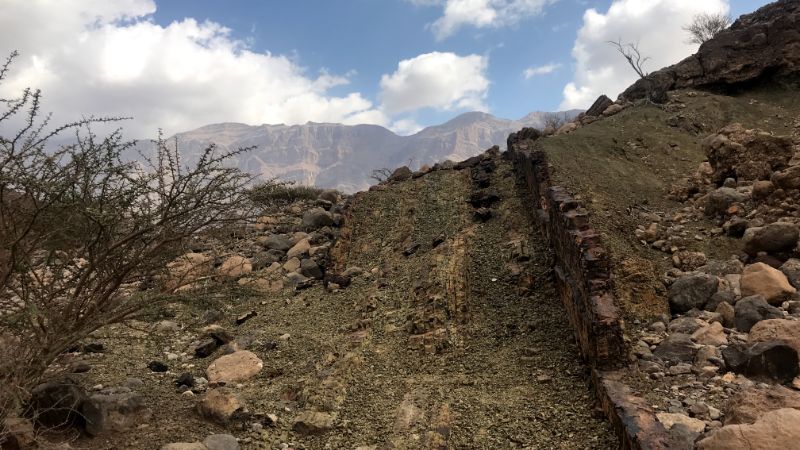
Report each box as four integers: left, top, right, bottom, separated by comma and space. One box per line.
388, 166, 413, 182
704, 187, 747, 217
724, 386, 800, 425
742, 223, 799, 256
740, 263, 796, 305
82, 388, 152, 436
698, 408, 800, 450
206, 351, 263, 383
734, 295, 783, 332
301, 208, 334, 230
749, 319, 800, 354
287, 239, 311, 259
722, 341, 798, 383
668, 274, 719, 313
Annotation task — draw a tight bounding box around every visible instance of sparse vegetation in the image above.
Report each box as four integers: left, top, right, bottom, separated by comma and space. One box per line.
684, 12, 732, 45
248, 179, 322, 206
0, 52, 253, 425
370, 167, 393, 183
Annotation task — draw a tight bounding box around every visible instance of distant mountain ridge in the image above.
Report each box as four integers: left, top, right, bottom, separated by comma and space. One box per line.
154, 110, 580, 193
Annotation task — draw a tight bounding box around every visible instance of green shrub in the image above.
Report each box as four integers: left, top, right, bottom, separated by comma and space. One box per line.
248, 179, 322, 206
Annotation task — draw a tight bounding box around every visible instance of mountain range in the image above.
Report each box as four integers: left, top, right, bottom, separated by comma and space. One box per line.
152, 110, 579, 193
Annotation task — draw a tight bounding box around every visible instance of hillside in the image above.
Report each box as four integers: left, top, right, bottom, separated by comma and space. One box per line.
144, 110, 579, 193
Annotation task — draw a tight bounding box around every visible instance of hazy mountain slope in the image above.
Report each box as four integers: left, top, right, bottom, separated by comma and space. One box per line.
150, 110, 579, 193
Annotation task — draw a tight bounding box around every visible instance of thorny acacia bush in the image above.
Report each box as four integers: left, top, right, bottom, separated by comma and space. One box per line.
0, 52, 254, 431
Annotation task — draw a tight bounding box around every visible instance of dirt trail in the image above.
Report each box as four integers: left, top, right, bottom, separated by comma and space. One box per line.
297, 155, 615, 448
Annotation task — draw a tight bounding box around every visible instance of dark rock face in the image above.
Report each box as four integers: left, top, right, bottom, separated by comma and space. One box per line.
668, 274, 719, 314
620, 0, 800, 102
722, 341, 799, 383
585, 95, 614, 117
734, 295, 783, 332
301, 208, 334, 230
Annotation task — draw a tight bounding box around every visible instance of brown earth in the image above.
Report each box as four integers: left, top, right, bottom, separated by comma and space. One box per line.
48, 156, 614, 449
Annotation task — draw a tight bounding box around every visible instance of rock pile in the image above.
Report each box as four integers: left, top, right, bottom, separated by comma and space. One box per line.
628, 122, 800, 446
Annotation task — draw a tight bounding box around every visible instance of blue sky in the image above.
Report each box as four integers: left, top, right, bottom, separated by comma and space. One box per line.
0, 0, 772, 136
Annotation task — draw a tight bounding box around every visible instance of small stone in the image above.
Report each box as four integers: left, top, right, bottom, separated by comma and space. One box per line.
203, 434, 241, 450
197, 388, 246, 425
656, 412, 706, 433
292, 411, 334, 435
147, 361, 169, 372
206, 351, 263, 383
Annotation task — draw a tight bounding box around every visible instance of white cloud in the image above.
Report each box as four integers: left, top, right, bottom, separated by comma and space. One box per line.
390, 118, 425, 136
379, 52, 489, 115
421, 0, 557, 40
523, 63, 561, 79
0, 0, 385, 137
560, 0, 729, 110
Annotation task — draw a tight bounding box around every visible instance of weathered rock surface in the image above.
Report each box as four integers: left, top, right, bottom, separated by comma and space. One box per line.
725, 386, 800, 425
292, 410, 334, 435
698, 408, 800, 450
668, 274, 719, 313
206, 351, 263, 383
740, 263, 796, 305
734, 295, 783, 332
749, 319, 800, 354
82, 389, 152, 436
197, 388, 246, 425
743, 223, 799, 256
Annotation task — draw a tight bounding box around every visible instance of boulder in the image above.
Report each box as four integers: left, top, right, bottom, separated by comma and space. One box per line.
742, 223, 799, 256
691, 322, 728, 346
734, 296, 783, 332
206, 351, 263, 383
749, 319, 800, 354
772, 164, 800, 190
602, 103, 625, 117
166, 252, 213, 291
704, 187, 747, 217
653, 333, 698, 364
197, 388, 246, 425
555, 122, 578, 135
29, 377, 87, 428
260, 234, 292, 252
216, 255, 252, 279
751, 180, 775, 199
701, 124, 795, 185
668, 274, 719, 313
740, 263, 796, 305
292, 410, 334, 435
300, 259, 323, 279
283, 257, 301, 273
779, 258, 800, 289
716, 301, 735, 329
698, 408, 800, 450
317, 189, 339, 204
301, 208, 334, 230
668, 317, 706, 334
387, 166, 412, 182
722, 341, 798, 383
585, 94, 613, 117
82, 389, 152, 436
724, 386, 800, 425
287, 239, 311, 259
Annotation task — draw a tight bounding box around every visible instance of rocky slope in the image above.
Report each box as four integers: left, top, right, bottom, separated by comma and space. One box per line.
140, 110, 578, 193
620, 0, 800, 102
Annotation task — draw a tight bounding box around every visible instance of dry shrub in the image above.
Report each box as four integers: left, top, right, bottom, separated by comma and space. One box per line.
0, 51, 254, 426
